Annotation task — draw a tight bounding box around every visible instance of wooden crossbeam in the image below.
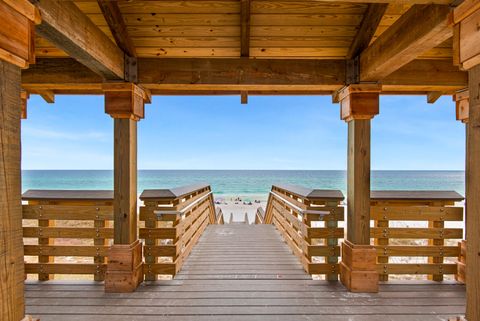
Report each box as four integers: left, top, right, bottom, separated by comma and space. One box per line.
347, 4, 388, 59
360, 4, 452, 81
240, 0, 251, 57
34, 0, 124, 80
97, 0, 136, 57
39, 90, 55, 104
427, 91, 443, 103
21, 58, 467, 95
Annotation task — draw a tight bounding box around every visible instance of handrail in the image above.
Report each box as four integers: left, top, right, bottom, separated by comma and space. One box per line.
154, 191, 213, 217
215, 207, 224, 224
140, 183, 210, 201
264, 185, 345, 280
255, 207, 265, 224
139, 184, 217, 280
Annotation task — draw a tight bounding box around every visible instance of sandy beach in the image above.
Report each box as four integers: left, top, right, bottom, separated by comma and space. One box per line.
214, 195, 267, 223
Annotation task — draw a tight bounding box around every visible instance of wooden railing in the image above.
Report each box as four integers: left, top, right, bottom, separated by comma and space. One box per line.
22, 190, 114, 281
370, 191, 464, 281
215, 207, 224, 224
139, 184, 217, 280
255, 207, 265, 224
264, 184, 345, 280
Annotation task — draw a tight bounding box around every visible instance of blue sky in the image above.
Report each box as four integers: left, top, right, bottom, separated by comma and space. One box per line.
22, 94, 465, 170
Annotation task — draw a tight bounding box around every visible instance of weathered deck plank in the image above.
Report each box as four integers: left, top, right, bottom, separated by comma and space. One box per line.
25, 224, 465, 320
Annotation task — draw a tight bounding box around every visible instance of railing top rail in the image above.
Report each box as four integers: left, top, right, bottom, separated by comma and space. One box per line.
140, 183, 210, 201
370, 190, 464, 202
154, 191, 213, 217
273, 184, 344, 201
22, 189, 113, 201
270, 191, 330, 216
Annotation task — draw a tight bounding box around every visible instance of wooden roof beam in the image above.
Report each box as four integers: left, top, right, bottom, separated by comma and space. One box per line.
359, 4, 452, 81
240, 0, 251, 57
347, 3, 388, 59
33, 0, 125, 80
21, 58, 467, 95
97, 0, 136, 58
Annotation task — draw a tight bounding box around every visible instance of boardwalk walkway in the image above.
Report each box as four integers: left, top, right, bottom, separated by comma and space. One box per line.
25, 224, 465, 320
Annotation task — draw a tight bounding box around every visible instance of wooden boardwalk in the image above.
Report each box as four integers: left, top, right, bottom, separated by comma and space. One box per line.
25, 224, 466, 321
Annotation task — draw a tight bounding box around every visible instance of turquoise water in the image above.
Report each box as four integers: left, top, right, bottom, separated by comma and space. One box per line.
22, 170, 465, 200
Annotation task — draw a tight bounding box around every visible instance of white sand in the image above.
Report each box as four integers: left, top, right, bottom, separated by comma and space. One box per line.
215, 196, 267, 223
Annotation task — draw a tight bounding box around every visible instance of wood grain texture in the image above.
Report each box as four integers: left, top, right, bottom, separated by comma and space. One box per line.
347, 119, 371, 244
24, 225, 466, 320
347, 3, 388, 59
34, 0, 124, 79
97, 0, 136, 57
113, 118, 138, 244
240, 0, 250, 57
360, 4, 451, 81
466, 64, 480, 321
0, 60, 25, 321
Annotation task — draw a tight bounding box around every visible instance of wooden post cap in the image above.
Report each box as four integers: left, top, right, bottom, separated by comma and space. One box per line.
0, 0, 40, 68
103, 83, 151, 121
338, 84, 381, 122
454, 90, 469, 123
452, 0, 480, 70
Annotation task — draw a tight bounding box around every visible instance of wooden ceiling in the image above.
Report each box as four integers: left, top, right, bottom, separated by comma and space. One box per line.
34, 0, 452, 60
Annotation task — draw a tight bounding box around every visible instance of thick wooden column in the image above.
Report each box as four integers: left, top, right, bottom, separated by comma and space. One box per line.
113, 118, 138, 244
453, 91, 468, 285
0, 1, 38, 320
0, 58, 25, 321
453, 2, 480, 319
338, 84, 380, 293
465, 65, 480, 321
103, 83, 150, 292
347, 119, 371, 244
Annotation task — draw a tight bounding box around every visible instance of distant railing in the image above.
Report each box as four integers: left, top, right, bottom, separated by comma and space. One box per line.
215, 207, 224, 224
22, 190, 114, 281
255, 207, 265, 224
264, 184, 345, 280
370, 191, 464, 281
139, 184, 217, 280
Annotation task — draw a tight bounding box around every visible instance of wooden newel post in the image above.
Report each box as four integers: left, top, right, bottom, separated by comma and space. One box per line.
0, 1, 39, 320
103, 83, 151, 292
452, 1, 480, 319
338, 84, 380, 293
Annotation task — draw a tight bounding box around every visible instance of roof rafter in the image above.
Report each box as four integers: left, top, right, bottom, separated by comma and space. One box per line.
97, 0, 136, 57
347, 3, 388, 59
33, 0, 125, 80
359, 4, 452, 81
240, 0, 251, 57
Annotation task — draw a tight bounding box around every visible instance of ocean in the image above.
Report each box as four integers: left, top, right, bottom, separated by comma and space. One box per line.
22, 170, 465, 201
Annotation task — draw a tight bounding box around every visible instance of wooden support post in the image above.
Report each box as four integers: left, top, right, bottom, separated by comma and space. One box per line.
0, 1, 37, 319
104, 83, 150, 292
37, 201, 55, 281
0, 60, 26, 320
453, 2, 480, 316
465, 63, 480, 321
338, 84, 380, 293
428, 216, 444, 281
453, 91, 468, 285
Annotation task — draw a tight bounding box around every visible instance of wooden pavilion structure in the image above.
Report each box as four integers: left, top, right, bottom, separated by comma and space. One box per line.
1, 0, 480, 320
